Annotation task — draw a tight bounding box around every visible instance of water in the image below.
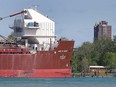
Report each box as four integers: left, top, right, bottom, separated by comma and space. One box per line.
0, 77, 115, 87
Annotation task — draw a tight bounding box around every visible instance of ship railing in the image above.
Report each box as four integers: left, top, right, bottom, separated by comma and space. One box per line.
29, 48, 38, 54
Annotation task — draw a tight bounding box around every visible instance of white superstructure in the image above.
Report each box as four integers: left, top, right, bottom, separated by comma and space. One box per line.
10, 9, 57, 51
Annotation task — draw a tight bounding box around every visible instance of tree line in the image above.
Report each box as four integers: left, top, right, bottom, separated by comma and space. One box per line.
72, 36, 116, 73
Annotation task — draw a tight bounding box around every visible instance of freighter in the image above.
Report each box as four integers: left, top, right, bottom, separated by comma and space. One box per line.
0, 8, 74, 78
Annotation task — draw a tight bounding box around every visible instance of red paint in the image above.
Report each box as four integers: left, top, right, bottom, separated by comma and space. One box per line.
0, 69, 71, 78
0, 40, 74, 78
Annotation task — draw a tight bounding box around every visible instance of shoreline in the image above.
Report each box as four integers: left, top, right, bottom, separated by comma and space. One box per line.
72, 72, 116, 78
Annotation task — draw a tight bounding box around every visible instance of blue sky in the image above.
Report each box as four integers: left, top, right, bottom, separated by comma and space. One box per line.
0, 0, 116, 47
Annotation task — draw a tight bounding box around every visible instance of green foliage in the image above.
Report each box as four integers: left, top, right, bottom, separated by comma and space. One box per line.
7, 32, 16, 41
102, 52, 116, 68
72, 42, 92, 72
72, 51, 78, 72
72, 36, 116, 72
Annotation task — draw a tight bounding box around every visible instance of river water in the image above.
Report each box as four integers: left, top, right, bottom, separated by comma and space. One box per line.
0, 77, 115, 87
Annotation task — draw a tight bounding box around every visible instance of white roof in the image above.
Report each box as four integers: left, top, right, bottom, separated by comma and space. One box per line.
27, 9, 54, 23
89, 66, 106, 68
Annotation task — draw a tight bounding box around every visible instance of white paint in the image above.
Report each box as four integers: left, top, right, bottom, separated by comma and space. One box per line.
10, 8, 57, 51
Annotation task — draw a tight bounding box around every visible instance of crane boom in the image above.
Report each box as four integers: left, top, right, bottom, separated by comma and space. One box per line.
0, 10, 27, 20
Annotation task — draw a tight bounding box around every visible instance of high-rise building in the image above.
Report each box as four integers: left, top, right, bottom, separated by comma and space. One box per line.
94, 21, 112, 41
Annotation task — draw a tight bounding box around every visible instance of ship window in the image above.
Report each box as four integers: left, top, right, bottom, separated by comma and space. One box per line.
34, 21, 39, 27
27, 22, 39, 27
28, 22, 33, 26
15, 27, 22, 32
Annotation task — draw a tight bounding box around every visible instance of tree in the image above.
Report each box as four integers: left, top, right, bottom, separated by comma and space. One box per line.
72, 38, 116, 73
73, 42, 92, 72
93, 39, 112, 65
102, 52, 116, 68
7, 32, 16, 41
71, 49, 78, 72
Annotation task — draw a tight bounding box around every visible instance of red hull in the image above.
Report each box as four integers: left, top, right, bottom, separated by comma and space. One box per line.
0, 69, 71, 78
0, 40, 74, 78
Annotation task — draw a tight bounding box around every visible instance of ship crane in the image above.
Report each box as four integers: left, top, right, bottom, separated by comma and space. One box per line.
0, 10, 27, 20
0, 10, 27, 43
0, 35, 7, 41
0, 34, 14, 44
